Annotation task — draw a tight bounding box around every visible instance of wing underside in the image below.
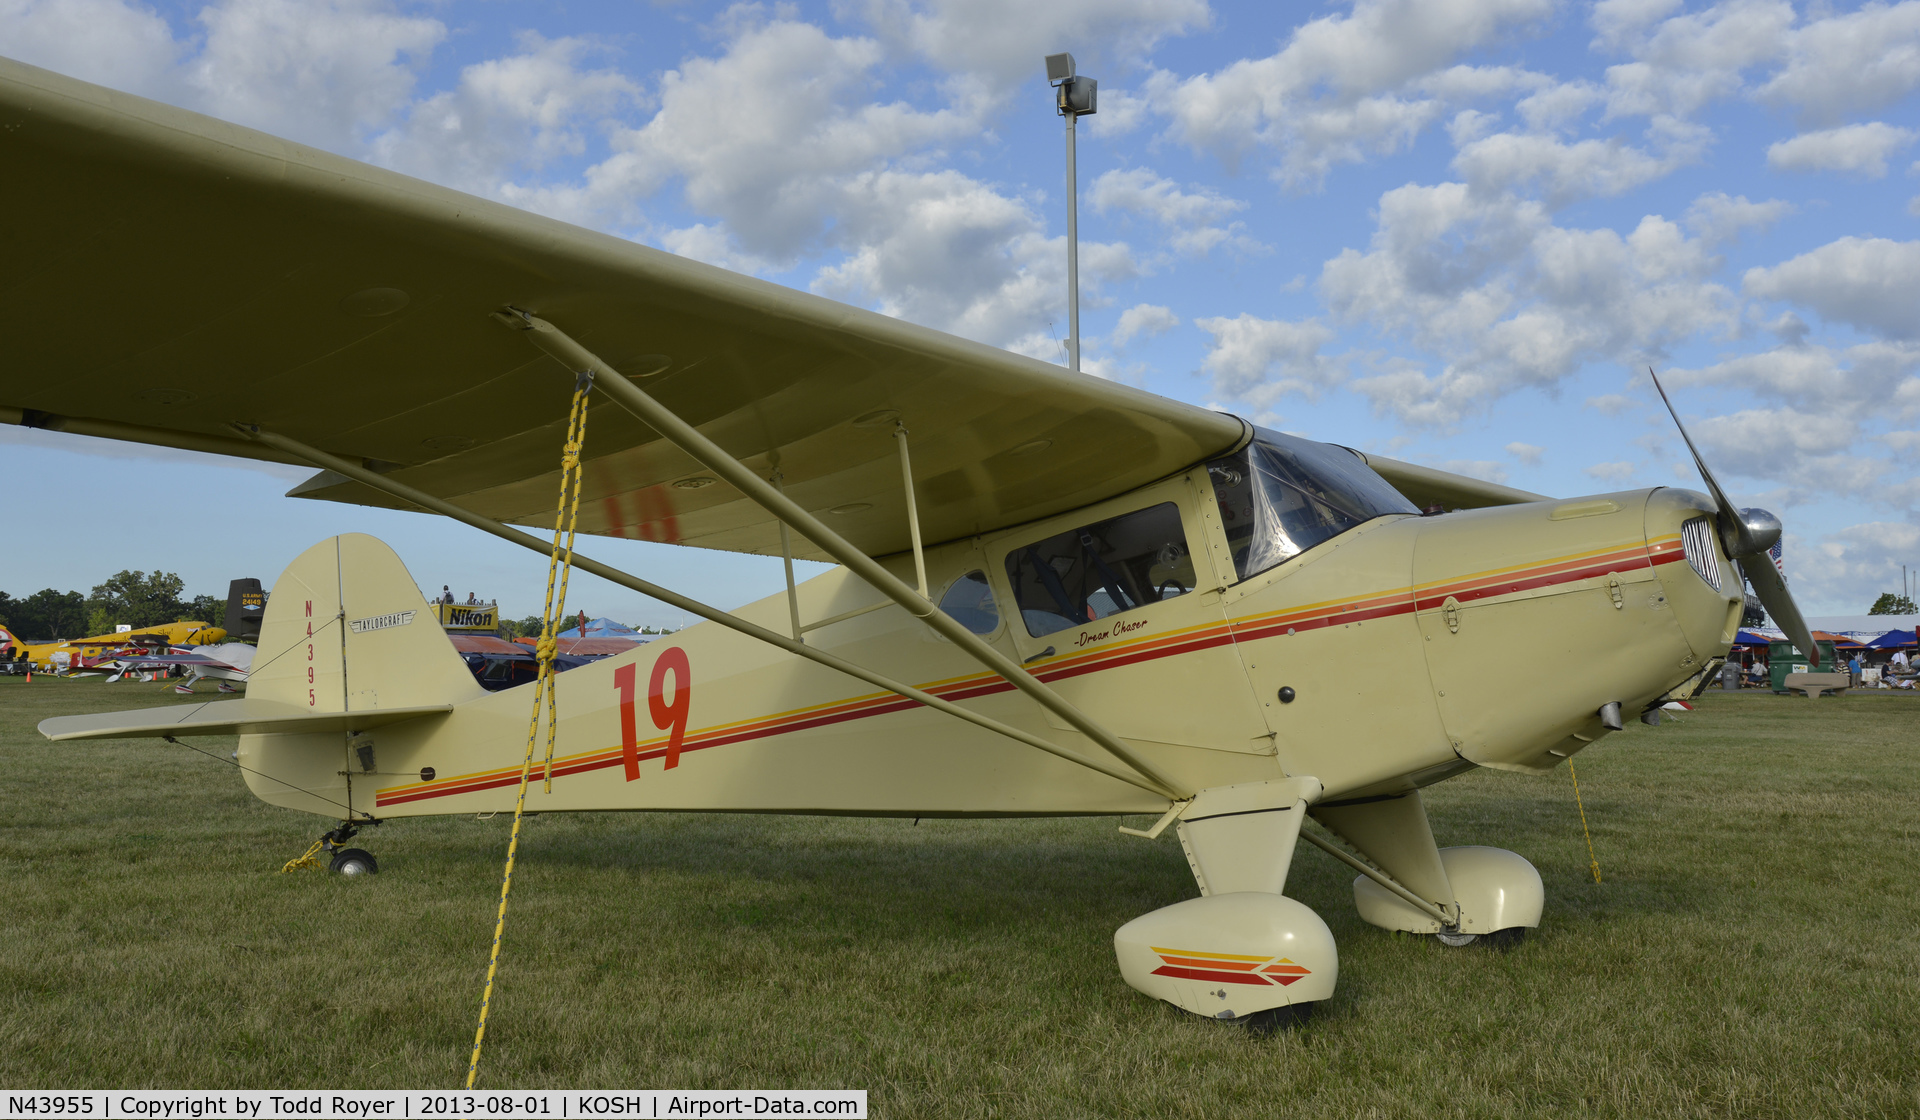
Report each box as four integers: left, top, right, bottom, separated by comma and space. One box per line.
0, 57, 1247, 561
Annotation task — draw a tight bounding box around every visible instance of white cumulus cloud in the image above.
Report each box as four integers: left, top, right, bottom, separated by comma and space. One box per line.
1505, 441, 1544, 466
368, 33, 642, 213
1195, 314, 1345, 412
1112, 304, 1180, 347
1325, 182, 1737, 424
1683, 191, 1791, 243
857, 0, 1209, 89
188, 0, 445, 151
1766, 122, 1916, 178
1089, 168, 1253, 255
1152, 0, 1552, 185
0, 0, 181, 97
1744, 238, 1920, 341
1754, 0, 1920, 125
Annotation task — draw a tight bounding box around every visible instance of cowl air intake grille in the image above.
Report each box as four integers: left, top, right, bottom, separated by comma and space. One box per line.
1681, 516, 1723, 591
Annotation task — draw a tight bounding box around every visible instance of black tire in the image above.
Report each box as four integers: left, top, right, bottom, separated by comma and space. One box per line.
1241, 1001, 1317, 1036
1484, 926, 1527, 951
330, 848, 378, 876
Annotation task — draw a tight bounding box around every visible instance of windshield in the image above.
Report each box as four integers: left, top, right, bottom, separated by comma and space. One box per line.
1208, 428, 1417, 582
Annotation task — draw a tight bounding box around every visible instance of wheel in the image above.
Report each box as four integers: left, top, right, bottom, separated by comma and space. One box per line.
1434, 930, 1478, 947
1483, 927, 1527, 951
330, 848, 378, 876
1240, 1001, 1317, 1036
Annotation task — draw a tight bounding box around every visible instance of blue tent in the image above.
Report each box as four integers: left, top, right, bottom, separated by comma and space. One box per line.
1868, 629, 1916, 648
560, 616, 644, 639
1732, 629, 1776, 646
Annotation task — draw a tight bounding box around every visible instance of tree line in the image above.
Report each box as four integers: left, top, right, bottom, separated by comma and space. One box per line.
0, 571, 223, 641
1869, 593, 1917, 615
497, 616, 677, 638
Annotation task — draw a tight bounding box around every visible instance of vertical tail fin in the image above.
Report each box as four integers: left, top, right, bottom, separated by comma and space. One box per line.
250, 534, 484, 712
223, 577, 266, 643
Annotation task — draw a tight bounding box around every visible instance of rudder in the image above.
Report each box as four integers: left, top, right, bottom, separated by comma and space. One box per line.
251, 534, 484, 713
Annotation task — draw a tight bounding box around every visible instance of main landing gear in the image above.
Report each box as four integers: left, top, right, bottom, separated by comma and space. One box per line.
1435, 926, 1527, 950
1113, 783, 1544, 1034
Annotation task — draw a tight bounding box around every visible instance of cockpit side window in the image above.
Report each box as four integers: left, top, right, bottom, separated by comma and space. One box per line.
1004, 502, 1196, 638
1209, 428, 1418, 582
938, 570, 1001, 635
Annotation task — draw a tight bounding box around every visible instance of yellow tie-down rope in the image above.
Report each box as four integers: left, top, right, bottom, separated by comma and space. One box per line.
281, 837, 329, 874
467, 372, 594, 1088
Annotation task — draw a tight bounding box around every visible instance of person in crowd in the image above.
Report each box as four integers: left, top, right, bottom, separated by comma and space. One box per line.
441, 585, 454, 605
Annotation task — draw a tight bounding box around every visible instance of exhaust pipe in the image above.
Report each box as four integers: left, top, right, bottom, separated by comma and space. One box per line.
1598, 701, 1623, 731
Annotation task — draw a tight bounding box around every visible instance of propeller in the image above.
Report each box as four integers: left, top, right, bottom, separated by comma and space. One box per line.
1648, 369, 1819, 666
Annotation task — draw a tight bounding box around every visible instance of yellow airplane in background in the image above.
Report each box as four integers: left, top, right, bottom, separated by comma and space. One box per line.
4, 55, 1819, 1038
4, 619, 227, 672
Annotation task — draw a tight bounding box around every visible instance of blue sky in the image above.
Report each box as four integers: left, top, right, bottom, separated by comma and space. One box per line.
4, 0, 1918, 623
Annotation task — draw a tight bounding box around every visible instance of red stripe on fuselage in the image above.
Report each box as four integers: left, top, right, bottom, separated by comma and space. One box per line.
378, 538, 1665, 807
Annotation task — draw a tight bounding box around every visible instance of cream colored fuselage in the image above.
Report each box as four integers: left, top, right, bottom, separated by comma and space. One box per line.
240, 471, 1742, 822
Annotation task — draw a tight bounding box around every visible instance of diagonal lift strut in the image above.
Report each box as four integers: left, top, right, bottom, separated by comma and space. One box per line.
500, 311, 1189, 800
233, 423, 1180, 800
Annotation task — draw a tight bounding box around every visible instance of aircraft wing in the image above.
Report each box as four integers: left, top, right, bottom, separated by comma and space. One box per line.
103, 652, 245, 670
0, 58, 1247, 562
1352, 452, 1550, 510
38, 700, 453, 742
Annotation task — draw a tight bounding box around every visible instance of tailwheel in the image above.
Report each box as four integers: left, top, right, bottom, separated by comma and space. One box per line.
330, 848, 378, 876
1241, 1001, 1317, 1036
281, 820, 381, 875
1434, 930, 1477, 947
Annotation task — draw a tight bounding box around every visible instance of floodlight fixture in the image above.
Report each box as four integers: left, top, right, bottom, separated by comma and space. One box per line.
1057, 75, 1097, 117
1043, 52, 1097, 372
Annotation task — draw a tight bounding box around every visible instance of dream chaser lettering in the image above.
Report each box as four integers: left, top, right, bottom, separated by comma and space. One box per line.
1073, 616, 1150, 649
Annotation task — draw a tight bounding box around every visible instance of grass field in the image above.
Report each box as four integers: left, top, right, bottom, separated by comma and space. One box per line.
1, 676, 1916, 1116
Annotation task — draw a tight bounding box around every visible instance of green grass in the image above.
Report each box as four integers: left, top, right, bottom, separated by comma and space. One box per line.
2, 676, 1917, 1117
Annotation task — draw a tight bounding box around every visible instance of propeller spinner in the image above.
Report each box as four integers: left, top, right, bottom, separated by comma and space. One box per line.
1648, 369, 1819, 667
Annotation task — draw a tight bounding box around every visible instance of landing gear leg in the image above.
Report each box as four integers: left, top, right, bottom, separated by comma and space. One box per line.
1316, 793, 1542, 942
1113, 779, 1337, 1032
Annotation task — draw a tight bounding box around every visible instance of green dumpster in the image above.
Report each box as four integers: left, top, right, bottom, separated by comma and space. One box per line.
1769, 639, 1839, 694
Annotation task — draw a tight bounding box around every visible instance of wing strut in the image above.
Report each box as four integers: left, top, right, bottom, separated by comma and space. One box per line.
230, 424, 1178, 800
895, 421, 929, 597
502, 311, 1190, 800
771, 467, 804, 643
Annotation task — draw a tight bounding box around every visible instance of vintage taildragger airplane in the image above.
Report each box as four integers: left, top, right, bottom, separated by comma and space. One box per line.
6, 55, 1819, 1032
8, 619, 229, 673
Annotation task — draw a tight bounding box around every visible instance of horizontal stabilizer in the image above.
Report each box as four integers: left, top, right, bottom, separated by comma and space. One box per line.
39, 699, 453, 742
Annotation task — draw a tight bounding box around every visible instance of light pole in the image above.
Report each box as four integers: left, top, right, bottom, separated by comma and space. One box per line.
1045, 53, 1096, 372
